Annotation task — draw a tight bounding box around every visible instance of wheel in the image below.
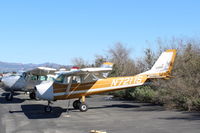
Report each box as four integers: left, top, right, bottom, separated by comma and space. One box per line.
44, 106, 52, 113
79, 103, 88, 112
5, 93, 13, 101
29, 92, 36, 99
73, 100, 81, 109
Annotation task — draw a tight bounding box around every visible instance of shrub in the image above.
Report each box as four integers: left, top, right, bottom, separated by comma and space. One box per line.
130, 86, 157, 102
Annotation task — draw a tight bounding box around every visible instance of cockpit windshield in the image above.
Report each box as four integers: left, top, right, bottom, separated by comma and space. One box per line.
55, 74, 65, 83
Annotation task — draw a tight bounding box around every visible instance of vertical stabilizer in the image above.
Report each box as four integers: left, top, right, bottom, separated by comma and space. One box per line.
140, 49, 177, 78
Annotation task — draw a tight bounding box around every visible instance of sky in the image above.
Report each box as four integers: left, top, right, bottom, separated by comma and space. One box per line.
0, 0, 200, 65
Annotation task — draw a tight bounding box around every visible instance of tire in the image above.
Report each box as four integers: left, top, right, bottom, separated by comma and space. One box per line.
5, 93, 13, 101
73, 100, 81, 109
29, 92, 36, 99
44, 106, 52, 113
79, 103, 88, 112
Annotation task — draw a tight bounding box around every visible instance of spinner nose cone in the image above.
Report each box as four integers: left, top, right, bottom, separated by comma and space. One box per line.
35, 81, 54, 101
1, 77, 8, 87
1, 78, 6, 88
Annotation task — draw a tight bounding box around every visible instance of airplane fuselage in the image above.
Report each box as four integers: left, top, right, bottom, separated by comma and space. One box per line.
36, 74, 148, 101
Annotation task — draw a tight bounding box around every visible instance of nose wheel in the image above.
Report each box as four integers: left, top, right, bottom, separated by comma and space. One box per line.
44, 106, 52, 113
44, 101, 53, 113
5, 92, 13, 101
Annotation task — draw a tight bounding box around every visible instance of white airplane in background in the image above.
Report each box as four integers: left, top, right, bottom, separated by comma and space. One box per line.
35, 49, 176, 112
1, 67, 58, 101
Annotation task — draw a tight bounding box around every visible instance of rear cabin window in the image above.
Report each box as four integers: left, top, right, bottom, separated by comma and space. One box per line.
81, 74, 99, 83
30, 75, 47, 81
72, 76, 81, 83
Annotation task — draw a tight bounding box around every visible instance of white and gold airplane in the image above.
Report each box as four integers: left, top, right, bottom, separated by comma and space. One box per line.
35, 49, 176, 112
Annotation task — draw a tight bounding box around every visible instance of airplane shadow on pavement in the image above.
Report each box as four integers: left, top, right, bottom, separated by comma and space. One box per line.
0, 97, 26, 104
158, 112, 200, 121
9, 104, 67, 119
20, 104, 140, 119
89, 104, 140, 110
9, 103, 141, 119
1, 92, 21, 96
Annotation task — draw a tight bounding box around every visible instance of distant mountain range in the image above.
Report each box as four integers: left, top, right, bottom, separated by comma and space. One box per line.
0, 61, 70, 73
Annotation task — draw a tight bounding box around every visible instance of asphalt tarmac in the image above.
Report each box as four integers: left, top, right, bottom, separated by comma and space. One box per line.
0, 89, 200, 133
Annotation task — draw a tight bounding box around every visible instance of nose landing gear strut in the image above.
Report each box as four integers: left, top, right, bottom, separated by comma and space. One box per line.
44, 101, 53, 113
5, 92, 13, 101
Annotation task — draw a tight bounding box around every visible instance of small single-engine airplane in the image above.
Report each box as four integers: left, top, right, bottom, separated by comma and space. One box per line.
1, 67, 58, 101
35, 49, 176, 112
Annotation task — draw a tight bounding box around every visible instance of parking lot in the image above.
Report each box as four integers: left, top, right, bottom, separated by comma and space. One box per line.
0, 89, 200, 133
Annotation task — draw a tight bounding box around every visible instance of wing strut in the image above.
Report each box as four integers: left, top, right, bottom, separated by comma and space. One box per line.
66, 76, 73, 93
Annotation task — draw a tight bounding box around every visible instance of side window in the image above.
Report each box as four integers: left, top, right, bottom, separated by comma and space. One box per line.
55, 75, 81, 84
31, 75, 38, 80
72, 76, 81, 83
39, 76, 47, 81
82, 74, 97, 83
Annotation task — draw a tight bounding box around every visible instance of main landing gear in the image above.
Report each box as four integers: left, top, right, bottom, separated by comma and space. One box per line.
29, 92, 36, 100
73, 96, 88, 112
44, 96, 89, 113
5, 92, 13, 101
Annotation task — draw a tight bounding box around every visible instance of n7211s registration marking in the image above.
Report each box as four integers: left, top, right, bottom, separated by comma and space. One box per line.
111, 76, 143, 87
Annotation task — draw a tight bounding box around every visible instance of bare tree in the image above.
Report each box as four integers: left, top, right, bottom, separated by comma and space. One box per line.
144, 48, 156, 70
71, 57, 88, 68
94, 55, 107, 67
108, 43, 137, 76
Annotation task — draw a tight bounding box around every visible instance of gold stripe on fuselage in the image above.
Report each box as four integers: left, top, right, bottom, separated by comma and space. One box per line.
53, 75, 148, 100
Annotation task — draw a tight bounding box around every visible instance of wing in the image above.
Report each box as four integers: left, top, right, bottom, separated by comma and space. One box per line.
61, 67, 112, 76
26, 67, 57, 76
60, 62, 113, 82
62, 62, 113, 76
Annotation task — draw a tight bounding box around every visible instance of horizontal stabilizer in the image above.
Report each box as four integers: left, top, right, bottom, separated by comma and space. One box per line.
101, 62, 113, 68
